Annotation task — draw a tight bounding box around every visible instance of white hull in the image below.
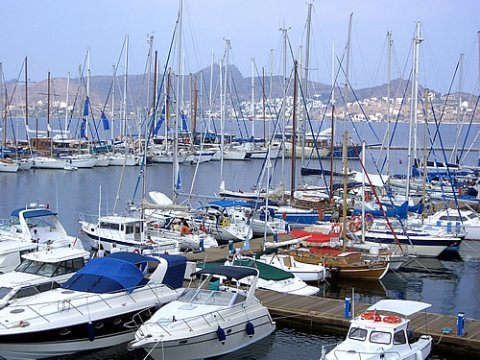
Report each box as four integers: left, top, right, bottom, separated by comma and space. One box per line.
0, 332, 133, 360
94, 155, 110, 167
0, 159, 19, 172
145, 320, 273, 360
31, 157, 67, 169
108, 154, 136, 166
64, 156, 97, 168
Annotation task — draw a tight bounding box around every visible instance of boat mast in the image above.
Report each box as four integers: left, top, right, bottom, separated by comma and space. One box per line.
386, 31, 392, 177
342, 129, 348, 250
406, 22, 422, 199
111, 64, 116, 143
281, 24, 288, 195
343, 13, 353, 126
64, 72, 70, 135
302, 2, 313, 169
47, 71, 51, 156
122, 35, 129, 140
290, 60, 298, 203
251, 58, 255, 138
173, 0, 183, 203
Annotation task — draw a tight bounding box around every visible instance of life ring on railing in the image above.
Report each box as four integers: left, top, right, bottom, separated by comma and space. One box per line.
383, 315, 401, 324
360, 312, 382, 322
133, 248, 140, 254
349, 216, 362, 232
364, 213, 374, 225
330, 223, 343, 234
221, 218, 231, 227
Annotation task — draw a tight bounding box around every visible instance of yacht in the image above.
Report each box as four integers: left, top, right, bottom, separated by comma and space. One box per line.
129, 266, 276, 360
0, 252, 186, 359
0, 247, 90, 309
322, 300, 432, 360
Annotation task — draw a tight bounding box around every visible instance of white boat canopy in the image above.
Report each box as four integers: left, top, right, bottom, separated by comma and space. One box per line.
367, 300, 431, 317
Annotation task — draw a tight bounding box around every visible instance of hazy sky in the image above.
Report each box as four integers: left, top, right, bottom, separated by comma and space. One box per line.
1, 0, 479, 93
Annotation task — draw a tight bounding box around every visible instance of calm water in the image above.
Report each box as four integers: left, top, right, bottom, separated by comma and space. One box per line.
0, 157, 479, 359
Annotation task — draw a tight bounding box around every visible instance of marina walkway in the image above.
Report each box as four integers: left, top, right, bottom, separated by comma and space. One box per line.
184, 234, 480, 357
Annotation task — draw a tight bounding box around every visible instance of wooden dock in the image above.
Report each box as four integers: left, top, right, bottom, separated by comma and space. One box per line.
184, 235, 480, 357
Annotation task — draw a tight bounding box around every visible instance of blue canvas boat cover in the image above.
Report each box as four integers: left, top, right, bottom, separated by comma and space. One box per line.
10, 208, 57, 218
61, 253, 154, 294
158, 254, 187, 289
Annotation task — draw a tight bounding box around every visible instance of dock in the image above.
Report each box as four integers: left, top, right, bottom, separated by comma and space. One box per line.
184, 234, 480, 357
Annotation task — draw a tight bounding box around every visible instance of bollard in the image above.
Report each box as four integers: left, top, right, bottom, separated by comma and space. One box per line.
199, 238, 204, 252
344, 297, 352, 319
457, 312, 465, 336
228, 240, 234, 255
273, 231, 278, 243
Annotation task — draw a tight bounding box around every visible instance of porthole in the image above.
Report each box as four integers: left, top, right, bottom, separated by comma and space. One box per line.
10, 309, 24, 314
113, 318, 122, 326
59, 328, 71, 336
95, 322, 104, 329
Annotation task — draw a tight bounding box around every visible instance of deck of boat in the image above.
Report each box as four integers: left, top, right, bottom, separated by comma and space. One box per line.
184, 233, 480, 358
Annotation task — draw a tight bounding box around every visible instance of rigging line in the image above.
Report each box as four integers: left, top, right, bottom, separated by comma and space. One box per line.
228, 76, 248, 139
4, 61, 25, 145
427, 60, 460, 160
428, 99, 461, 212
458, 92, 480, 162
131, 19, 178, 201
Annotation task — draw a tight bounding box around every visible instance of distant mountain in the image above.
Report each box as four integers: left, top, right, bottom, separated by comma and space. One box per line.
2, 64, 460, 117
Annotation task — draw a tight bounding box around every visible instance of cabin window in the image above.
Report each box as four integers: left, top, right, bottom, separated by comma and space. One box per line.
370, 331, 391, 345
393, 330, 407, 345
0, 287, 13, 300
14, 286, 39, 299
348, 327, 367, 341
126, 225, 134, 234
36, 281, 60, 293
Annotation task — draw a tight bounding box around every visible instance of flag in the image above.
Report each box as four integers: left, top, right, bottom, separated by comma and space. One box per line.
101, 111, 110, 130
181, 112, 188, 132
80, 118, 87, 138
83, 97, 90, 117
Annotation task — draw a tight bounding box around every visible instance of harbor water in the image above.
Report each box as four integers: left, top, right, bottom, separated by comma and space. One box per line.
0, 156, 479, 359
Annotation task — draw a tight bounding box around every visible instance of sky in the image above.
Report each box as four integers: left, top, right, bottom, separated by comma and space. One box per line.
1, 0, 479, 94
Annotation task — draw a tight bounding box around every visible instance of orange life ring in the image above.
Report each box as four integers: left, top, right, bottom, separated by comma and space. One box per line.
349, 216, 362, 232
360, 312, 382, 322
330, 223, 343, 234
365, 213, 374, 224
383, 315, 401, 324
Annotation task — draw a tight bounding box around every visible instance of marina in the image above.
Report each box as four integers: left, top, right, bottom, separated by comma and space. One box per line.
0, 0, 479, 359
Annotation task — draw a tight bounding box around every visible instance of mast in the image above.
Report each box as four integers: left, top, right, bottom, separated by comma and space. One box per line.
281, 25, 288, 193
208, 49, 214, 133
64, 72, 70, 133
173, 0, 183, 203
302, 2, 313, 168
342, 129, 348, 249
406, 22, 422, 199
343, 13, 353, 124
262, 67, 266, 147
111, 64, 116, 143
386, 31, 392, 177
122, 35, 129, 139
290, 60, 298, 203
251, 58, 255, 138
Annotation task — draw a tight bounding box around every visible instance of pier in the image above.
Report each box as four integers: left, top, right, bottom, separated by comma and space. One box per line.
184, 235, 480, 358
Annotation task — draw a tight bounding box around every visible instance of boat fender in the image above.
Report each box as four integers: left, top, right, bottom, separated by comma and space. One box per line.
246, 321, 255, 337
360, 312, 381, 322
216, 326, 226, 344
282, 212, 287, 220
383, 315, 401, 324
133, 248, 140, 254
364, 213, 374, 225
87, 321, 95, 342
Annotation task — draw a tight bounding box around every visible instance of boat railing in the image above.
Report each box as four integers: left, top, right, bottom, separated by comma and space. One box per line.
124, 307, 154, 330
326, 348, 403, 360
0, 282, 171, 328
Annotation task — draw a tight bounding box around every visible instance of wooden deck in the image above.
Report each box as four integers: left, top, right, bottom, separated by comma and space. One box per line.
184, 234, 480, 357
255, 289, 480, 357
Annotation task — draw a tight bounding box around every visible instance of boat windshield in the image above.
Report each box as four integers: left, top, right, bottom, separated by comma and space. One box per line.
179, 288, 241, 306
0, 287, 13, 300
370, 331, 392, 345
348, 327, 367, 341
15, 257, 85, 277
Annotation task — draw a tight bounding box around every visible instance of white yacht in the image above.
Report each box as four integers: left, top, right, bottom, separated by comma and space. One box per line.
129, 266, 276, 360
0, 247, 90, 309
0, 252, 186, 359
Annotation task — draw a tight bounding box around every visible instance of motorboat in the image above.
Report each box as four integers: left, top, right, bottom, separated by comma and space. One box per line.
0, 247, 90, 309
321, 299, 433, 360
128, 266, 276, 360
226, 257, 320, 296
0, 252, 187, 359
254, 249, 328, 283
79, 213, 211, 253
